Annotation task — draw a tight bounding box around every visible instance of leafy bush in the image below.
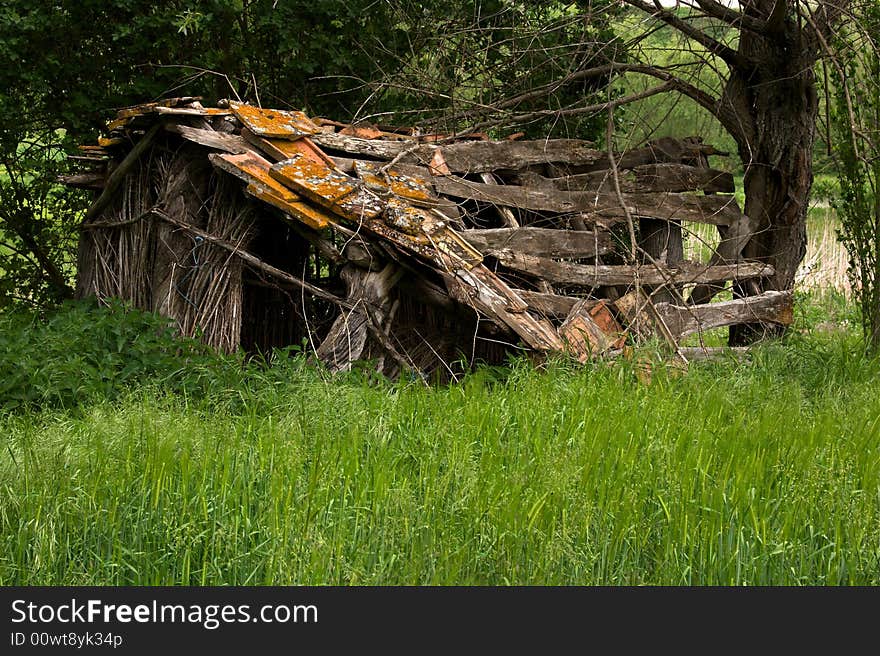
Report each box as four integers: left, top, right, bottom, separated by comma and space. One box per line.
0, 298, 245, 411
830, 1, 880, 351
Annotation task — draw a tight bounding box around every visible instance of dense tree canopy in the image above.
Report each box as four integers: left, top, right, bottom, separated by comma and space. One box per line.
0, 0, 616, 308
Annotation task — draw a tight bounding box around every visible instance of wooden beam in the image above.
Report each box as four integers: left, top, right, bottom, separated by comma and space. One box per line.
310, 134, 603, 173
165, 124, 251, 154
559, 299, 625, 361
439, 256, 563, 351
432, 139, 602, 174
490, 249, 775, 287
310, 132, 414, 160
514, 290, 585, 319
544, 164, 735, 194
653, 290, 793, 340
461, 227, 614, 258
432, 176, 742, 225
578, 136, 725, 172
58, 172, 105, 190
688, 214, 754, 305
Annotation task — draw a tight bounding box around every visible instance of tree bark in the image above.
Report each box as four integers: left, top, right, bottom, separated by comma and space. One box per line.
722, 1, 820, 343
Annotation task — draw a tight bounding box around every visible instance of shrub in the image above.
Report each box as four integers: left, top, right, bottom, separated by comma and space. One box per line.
0, 298, 242, 411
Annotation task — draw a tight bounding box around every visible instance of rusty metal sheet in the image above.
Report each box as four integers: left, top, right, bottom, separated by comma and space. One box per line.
269, 153, 385, 222
229, 101, 319, 140
353, 161, 437, 204
209, 152, 332, 230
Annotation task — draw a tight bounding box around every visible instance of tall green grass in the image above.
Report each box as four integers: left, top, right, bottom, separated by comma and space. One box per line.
1, 311, 878, 584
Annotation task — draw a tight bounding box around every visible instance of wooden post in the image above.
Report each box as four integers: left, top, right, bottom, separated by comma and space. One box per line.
638, 218, 684, 303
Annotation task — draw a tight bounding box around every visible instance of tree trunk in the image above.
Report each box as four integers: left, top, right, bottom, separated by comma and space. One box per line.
722, 2, 819, 344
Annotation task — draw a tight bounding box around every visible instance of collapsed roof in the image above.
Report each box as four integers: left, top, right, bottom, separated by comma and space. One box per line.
66, 97, 791, 376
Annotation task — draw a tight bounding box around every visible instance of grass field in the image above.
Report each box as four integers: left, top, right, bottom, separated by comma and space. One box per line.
1, 293, 878, 585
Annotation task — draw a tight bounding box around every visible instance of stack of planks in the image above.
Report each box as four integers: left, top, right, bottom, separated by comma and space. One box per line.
65, 97, 792, 374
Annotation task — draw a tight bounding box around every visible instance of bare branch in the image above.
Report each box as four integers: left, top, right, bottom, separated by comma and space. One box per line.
623, 0, 754, 70
685, 0, 771, 33
459, 81, 678, 135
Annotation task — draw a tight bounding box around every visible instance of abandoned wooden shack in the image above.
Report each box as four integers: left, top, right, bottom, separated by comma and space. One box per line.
64, 97, 792, 377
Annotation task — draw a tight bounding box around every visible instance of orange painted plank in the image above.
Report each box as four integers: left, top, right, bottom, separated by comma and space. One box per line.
246, 183, 332, 231
245, 132, 335, 167
209, 152, 332, 230
269, 153, 385, 222
229, 101, 320, 139
353, 161, 436, 204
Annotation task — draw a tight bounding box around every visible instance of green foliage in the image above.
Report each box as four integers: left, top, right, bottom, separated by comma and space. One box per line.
372, 0, 619, 139
830, 0, 880, 351
1, 307, 879, 584
0, 298, 243, 411
0, 1, 618, 309
0, 294, 878, 585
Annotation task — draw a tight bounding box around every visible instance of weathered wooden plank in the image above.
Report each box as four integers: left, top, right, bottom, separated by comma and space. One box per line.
115, 96, 201, 115
653, 290, 793, 340
67, 155, 109, 163
240, 129, 337, 168
515, 290, 585, 319
152, 106, 230, 117
97, 137, 125, 148
559, 299, 625, 361
269, 153, 386, 222
432, 176, 741, 225
106, 117, 131, 132
228, 101, 320, 139
579, 136, 725, 173
687, 214, 754, 305
165, 124, 251, 154
58, 172, 105, 190
311, 132, 412, 160
319, 158, 460, 219
435, 139, 602, 173
384, 198, 483, 268
353, 160, 439, 205
209, 152, 334, 230
479, 172, 520, 227
267, 154, 480, 268
315, 263, 402, 373
461, 227, 613, 258
543, 164, 735, 194
310, 134, 604, 173
614, 289, 655, 339
440, 258, 564, 351
490, 249, 775, 287
639, 217, 684, 303
313, 135, 720, 176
